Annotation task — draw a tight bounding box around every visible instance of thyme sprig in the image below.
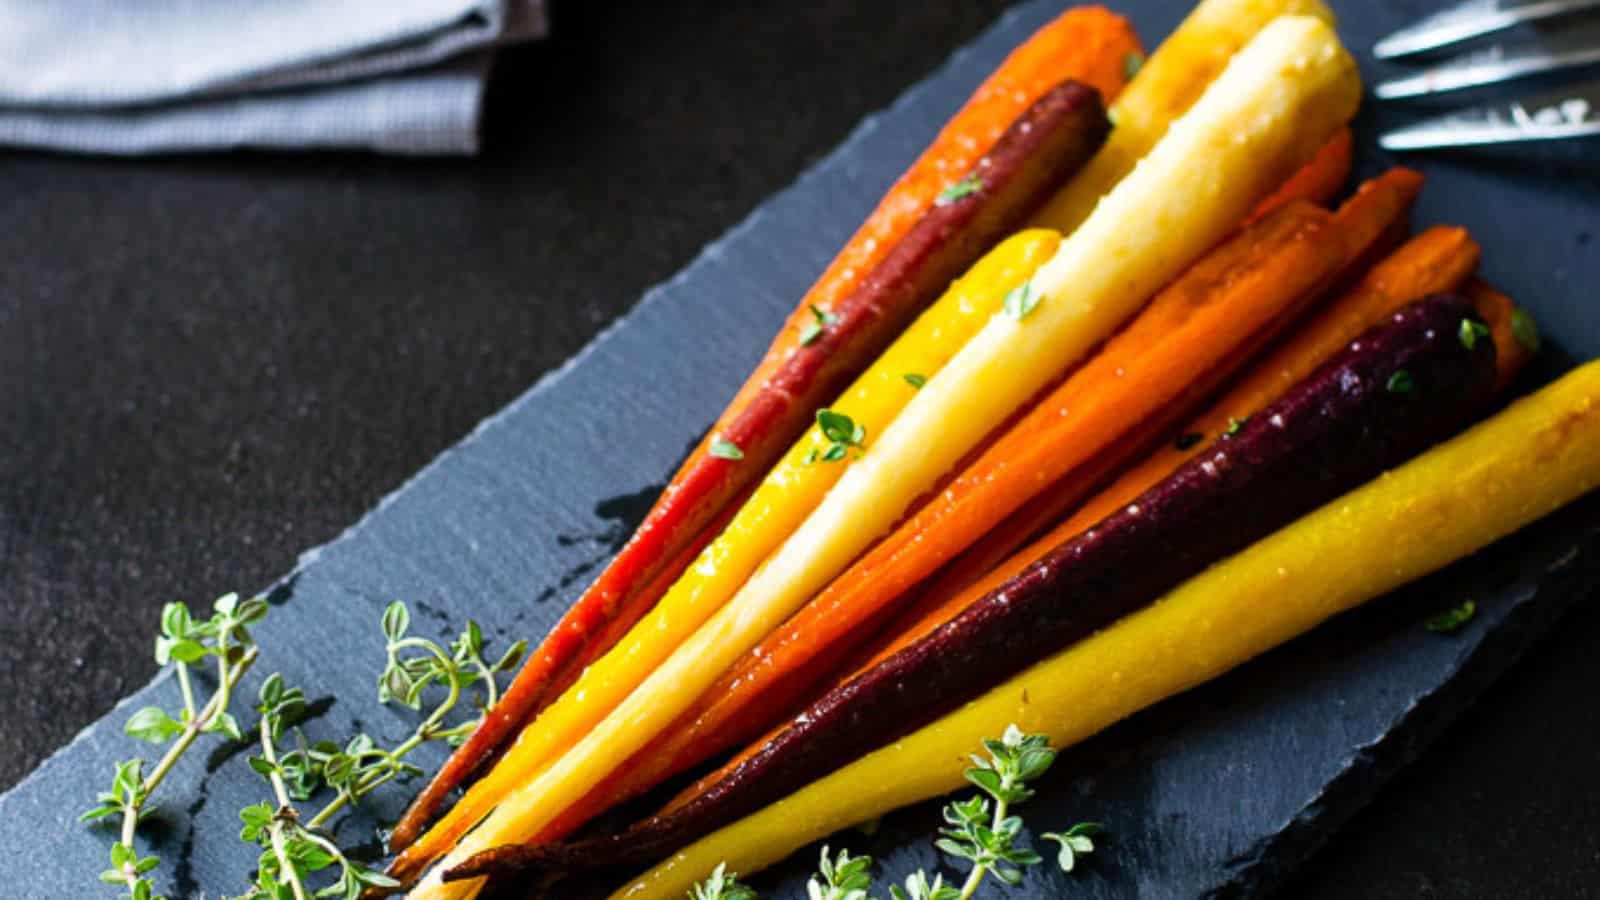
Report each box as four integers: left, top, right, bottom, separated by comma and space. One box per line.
83, 593, 267, 900
85, 595, 521, 900
805, 408, 867, 464
231, 677, 398, 900
692, 863, 759, 900
691, 725, 1102, 900
234, 603, 524, 898
800, 304, 839, 347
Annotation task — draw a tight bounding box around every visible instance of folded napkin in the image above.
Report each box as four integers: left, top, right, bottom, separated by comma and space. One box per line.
0, 0, 547, 156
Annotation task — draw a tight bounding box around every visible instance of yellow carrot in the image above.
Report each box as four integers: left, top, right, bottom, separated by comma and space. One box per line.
616, 358, 1600, 900
1031, 0, 1335, 233
407, 18, 1360, 898
390, 231, 1061, 880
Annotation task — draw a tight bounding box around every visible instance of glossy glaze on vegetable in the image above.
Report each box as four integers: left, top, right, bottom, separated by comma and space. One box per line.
450, 293, 1497, 888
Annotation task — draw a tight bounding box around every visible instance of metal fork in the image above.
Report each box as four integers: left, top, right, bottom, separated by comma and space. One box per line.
1375, 0, 1600, 150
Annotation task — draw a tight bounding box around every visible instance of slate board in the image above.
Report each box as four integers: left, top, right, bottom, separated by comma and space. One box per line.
4, 1, 1597, 898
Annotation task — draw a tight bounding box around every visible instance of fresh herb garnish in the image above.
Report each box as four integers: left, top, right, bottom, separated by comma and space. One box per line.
1223, 417, 1246, 438
903, 373, 928, 389
691, 863, 757, 900
1511, 308, 1541, 353
1458, 318, 1492, 352
1425, 599, 1477, 634
1043, 822, 1105, 872
811, 847, 876, 900
236, 603, 522, 899
807, 408, 867, 464
1124, 52, 1145, 79
710, 439, 745, 461
1003, 281, 1042, 320
241, 680, 399, 900
1174, 432, 1204, 451
692, 726, 1102, 900
85, 596, 521, 900
800, 304, 839, 347
1386, 370, 1415, 394
83, 594, 267, 900
936, 173, 984, 206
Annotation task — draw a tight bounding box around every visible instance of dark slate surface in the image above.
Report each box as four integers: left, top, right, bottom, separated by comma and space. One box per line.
4, 1, 1600, 898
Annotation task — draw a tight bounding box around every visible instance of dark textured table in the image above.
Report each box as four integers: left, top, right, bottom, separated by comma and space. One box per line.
3, 2, 1597, 897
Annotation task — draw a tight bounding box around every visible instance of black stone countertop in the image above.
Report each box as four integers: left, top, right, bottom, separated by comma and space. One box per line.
3, 2, 1596, 897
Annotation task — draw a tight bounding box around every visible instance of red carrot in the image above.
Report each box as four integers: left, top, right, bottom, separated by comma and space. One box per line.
1249, 127, 1352, 222
388, 52, 1122, 851
453, 293, 1500, 887
900, 167, 1426, 612
605, 170, 1421, 830
611, 171, 1430, 832
517, 199, 1354, 840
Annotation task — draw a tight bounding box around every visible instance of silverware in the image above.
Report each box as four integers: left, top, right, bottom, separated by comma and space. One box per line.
1379, 80, 1600, 149
1375, 0, 1600, 149
1376, 19, 1600, 98
1375, 0, 1600, 59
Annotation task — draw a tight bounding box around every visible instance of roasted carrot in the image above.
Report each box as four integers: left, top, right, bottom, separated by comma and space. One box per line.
1250, 127, 1352, 221
647, 172, 1452, 824
388, 8, 1141, 853
388, 230, 1064, 886
454, 294, 1501, 887
988, 225, 1482, 604
1465, 278, 1537, 391
550, 200, 1354, 833
868, 227, 1482, 668
633, 165, 1413, 824
404, 20, 1360, 898
394, 69, 1110, 889
611, 356, 1599, 900
1030, 0, 1335, 233
885, 167, 1425, 619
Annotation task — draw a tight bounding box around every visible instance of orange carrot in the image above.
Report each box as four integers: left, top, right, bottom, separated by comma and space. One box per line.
868, 221, 1483, 671
648, 174, 1439, 820
915, 167, 1425, 604
654, 224, 1491, 826
1250, 127, 1352, 222
548, 200, 1352, 832
387, 7, 1143, 851
1465, 278, 1536, 392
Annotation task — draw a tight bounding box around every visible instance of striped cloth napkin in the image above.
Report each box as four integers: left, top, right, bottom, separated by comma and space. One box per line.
0, 0, 546, 156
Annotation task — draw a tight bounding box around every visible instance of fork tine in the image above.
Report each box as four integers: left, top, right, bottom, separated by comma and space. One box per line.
1378, 80, 1600, 149
1375, 0, 1600, 60
1376, 19, 1600, 98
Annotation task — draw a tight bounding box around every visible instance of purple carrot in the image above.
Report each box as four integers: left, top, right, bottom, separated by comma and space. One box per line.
451, 293, 1499, 893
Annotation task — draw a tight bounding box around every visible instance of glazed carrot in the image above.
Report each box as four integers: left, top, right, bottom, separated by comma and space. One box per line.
560, 200, 1354, 831
645, 172, 1448, 820
874, 227, 1480, 666
1250, 127, 1352, 221
389, 229, 1064, 884
1030, 0, 1335, 233
388, 8, 1141, 852
640, 167, 1415, 822
1465, 278, 1537, 391
406, 20, 1360, 898
884, 167, 1427, 620
1011, 226, 1481, 591
456, 294, 1500, 886
612, 357, 1600, 900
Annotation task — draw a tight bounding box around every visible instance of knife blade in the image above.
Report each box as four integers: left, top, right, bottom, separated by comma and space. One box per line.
1379, 80, 1600, 148
1374, 0, 1600, 59
1376, 19, 1600, 98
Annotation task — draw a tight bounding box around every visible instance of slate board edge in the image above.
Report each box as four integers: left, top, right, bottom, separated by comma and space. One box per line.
1218, 528, 1600, 899
0, 0, 1046, 815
